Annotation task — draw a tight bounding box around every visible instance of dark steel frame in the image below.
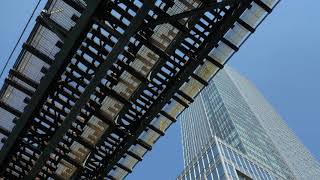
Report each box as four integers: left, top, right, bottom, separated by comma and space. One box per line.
0, 0, 277, 179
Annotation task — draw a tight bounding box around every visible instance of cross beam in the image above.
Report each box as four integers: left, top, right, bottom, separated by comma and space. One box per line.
0, 0, 102, 171
76, 2, 219, 177
25, 1, 155, 179
149, 0, 238, 27
100, 0, 251, 177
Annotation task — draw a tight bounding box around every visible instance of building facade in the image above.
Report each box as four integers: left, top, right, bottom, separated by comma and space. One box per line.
179, 67, 320, 180
177, 136, 286, 180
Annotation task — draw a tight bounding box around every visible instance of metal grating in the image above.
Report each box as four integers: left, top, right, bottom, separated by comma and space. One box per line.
0, 0, 279, 179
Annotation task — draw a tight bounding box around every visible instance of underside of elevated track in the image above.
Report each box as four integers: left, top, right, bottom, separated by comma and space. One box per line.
0, 0, 278, 179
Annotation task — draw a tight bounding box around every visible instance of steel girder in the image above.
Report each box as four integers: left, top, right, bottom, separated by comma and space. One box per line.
149, 0, 237, 27
0, 0, 103, 177
26, 1, 156, 179
99, 1, 252, 178
0, 0, 96, 158
0, 0, 279, 179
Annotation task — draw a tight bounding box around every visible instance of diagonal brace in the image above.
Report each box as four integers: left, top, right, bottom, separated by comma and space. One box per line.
149, 0, 238, 27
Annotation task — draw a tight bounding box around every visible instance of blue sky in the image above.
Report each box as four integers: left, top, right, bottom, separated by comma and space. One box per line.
0, 1, 319, 180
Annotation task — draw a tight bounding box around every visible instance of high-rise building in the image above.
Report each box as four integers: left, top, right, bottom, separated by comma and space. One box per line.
178, 67, 320, 180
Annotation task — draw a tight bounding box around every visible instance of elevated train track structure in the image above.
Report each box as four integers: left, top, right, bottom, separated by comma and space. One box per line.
0, 0, 279, 179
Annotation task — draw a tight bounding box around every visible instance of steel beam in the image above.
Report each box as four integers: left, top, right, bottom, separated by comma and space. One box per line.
237, 19, 255, 33
22, 43, 53, 65
205, 56, 224, 69
177, 90, 194, 103
136, 139, 152, 151
25, 2, 155, 179
0, 127, 10, 137
62, 0, 85, 13
36, 13, 68, 40
221, 38, 239, 51
100, 1, 251, 177
0, 101, 22, 117
253, 0, 272, 13
0, 0, 102, 170
148, 124, 165, 136
4, 79, 34, 97
116, 163, 132, 173
0, 0, 279, 178
9, 69, 38, 89
158, 112, 174, 124
191, 73, 209, 86
126, 151, 142, 161
172, 96, 189, 108
149, 0, 238, 27
83, 3, 210, 175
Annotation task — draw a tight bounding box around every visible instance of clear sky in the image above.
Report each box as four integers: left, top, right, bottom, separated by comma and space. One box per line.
0, 1, 319, 180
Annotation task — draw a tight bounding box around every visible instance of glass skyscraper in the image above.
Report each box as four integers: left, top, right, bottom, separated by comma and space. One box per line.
178, 67, 320, 180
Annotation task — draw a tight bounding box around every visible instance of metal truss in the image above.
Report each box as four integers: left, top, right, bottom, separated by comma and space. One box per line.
0, 0, 279, 179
